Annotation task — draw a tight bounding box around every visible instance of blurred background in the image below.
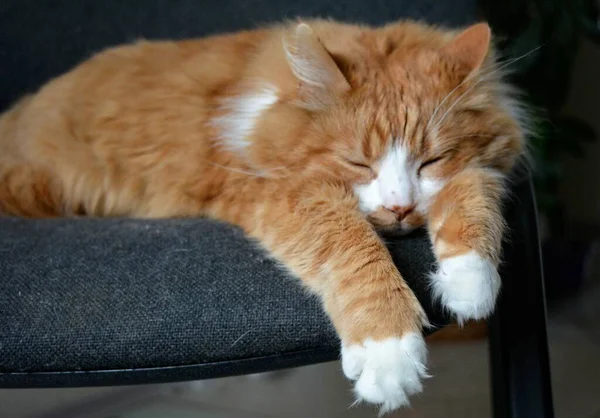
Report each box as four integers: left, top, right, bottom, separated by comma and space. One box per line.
2, 0, 600, 416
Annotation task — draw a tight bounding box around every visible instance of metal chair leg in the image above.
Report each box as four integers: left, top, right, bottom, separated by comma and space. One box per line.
488, 178, 554, 418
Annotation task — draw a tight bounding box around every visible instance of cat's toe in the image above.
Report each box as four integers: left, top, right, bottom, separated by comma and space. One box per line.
342, 332, 428, 413
341, 344, 366, 380
430, 251, 500, 323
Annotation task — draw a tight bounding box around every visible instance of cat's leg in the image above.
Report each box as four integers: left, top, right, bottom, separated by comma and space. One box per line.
427, 168, 506, 323
235, 182, 429, 412
0, 164, 63, 217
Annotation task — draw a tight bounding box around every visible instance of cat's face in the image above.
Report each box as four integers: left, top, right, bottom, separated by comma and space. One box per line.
352, 139, 447, 234
284, 22, 524, 233
329, 80, 523, 234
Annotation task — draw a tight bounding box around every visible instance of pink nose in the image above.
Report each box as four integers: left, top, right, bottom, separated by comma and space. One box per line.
388, 205, 415, 221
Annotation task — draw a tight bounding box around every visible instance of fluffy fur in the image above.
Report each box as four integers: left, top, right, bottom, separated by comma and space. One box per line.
0, 19, 525, 412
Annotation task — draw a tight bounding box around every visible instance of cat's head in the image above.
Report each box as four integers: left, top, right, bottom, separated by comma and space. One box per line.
214, 20, 526, 233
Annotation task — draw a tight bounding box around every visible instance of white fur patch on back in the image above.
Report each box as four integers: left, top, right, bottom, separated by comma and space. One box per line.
430, 250, 500, 323
341, 333, 428, 413
212, 85, 278, 153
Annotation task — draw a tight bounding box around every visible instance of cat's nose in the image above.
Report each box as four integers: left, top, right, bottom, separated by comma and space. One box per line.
389, 205, 415, 221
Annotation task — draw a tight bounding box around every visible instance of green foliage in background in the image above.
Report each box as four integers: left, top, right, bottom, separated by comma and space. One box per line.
479, 0, 599, 234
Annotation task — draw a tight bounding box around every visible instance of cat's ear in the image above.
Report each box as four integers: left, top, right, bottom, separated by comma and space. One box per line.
441, 23, 491, 73
283, 23, 350, 108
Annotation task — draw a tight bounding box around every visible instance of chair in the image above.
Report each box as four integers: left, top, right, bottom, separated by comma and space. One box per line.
0, 1, 554, 416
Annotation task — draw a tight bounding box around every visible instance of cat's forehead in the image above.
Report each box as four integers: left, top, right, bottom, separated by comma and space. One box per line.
351, 98, 432, 158
343, 58, 472, 136
350, 80, 501, 160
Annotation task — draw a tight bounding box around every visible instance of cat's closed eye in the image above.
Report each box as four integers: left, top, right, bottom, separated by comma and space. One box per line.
344, 158, 375, 178
418, 156, 445, 175
347, 160, 372, 170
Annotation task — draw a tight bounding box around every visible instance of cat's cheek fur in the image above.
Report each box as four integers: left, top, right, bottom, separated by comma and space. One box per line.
418, 177, 446, 210
341, 333, 428, 413
430, 250, 500, 323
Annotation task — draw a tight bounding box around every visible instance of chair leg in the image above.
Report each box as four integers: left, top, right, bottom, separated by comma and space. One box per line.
488, 179, 554, 418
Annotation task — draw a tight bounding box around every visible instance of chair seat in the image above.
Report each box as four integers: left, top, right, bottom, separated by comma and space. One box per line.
0, 218, 447, 387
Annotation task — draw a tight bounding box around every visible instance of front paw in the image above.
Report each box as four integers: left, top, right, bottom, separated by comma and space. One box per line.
430, 251, 500, 323
341, 333, 428, 413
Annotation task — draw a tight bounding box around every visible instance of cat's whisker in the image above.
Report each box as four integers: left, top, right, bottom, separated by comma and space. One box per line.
207, 161, 288, 178
426, 63, 490, 131
207, 161, 262, 177
425, 57, 515, 132
441, 133, 496, 142
427, 45, 542, 135
430, 45, 543, 133
260, 166, 291, 178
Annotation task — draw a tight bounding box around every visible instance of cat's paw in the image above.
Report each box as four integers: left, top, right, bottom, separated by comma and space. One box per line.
341, 333, 428, 413
430, 250, 500, 323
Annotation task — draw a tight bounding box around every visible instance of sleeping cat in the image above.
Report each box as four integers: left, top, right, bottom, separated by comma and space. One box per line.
0, 19, 525, 412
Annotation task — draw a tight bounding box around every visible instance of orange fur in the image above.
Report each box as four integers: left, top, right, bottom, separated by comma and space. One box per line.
0, 19, 525, 408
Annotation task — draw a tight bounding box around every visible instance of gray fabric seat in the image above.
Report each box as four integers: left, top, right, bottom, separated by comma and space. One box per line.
0, 218, 442, 386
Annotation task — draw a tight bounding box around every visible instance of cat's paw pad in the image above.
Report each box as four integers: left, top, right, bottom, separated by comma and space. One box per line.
430, 251, 500, 323
341, 333, 428, 413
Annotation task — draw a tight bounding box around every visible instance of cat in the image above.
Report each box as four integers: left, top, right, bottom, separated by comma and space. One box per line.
0, 19, 525, 412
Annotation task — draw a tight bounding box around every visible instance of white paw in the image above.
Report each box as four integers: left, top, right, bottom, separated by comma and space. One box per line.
341, 333, 428, 413
430, 251, 500, 323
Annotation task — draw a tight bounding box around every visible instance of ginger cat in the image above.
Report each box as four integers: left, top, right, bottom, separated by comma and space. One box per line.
0, 19, 525, 412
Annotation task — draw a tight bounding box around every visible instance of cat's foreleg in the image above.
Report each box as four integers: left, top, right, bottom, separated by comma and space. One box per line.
427, 168, 506, 323
245, 182, 429, 412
